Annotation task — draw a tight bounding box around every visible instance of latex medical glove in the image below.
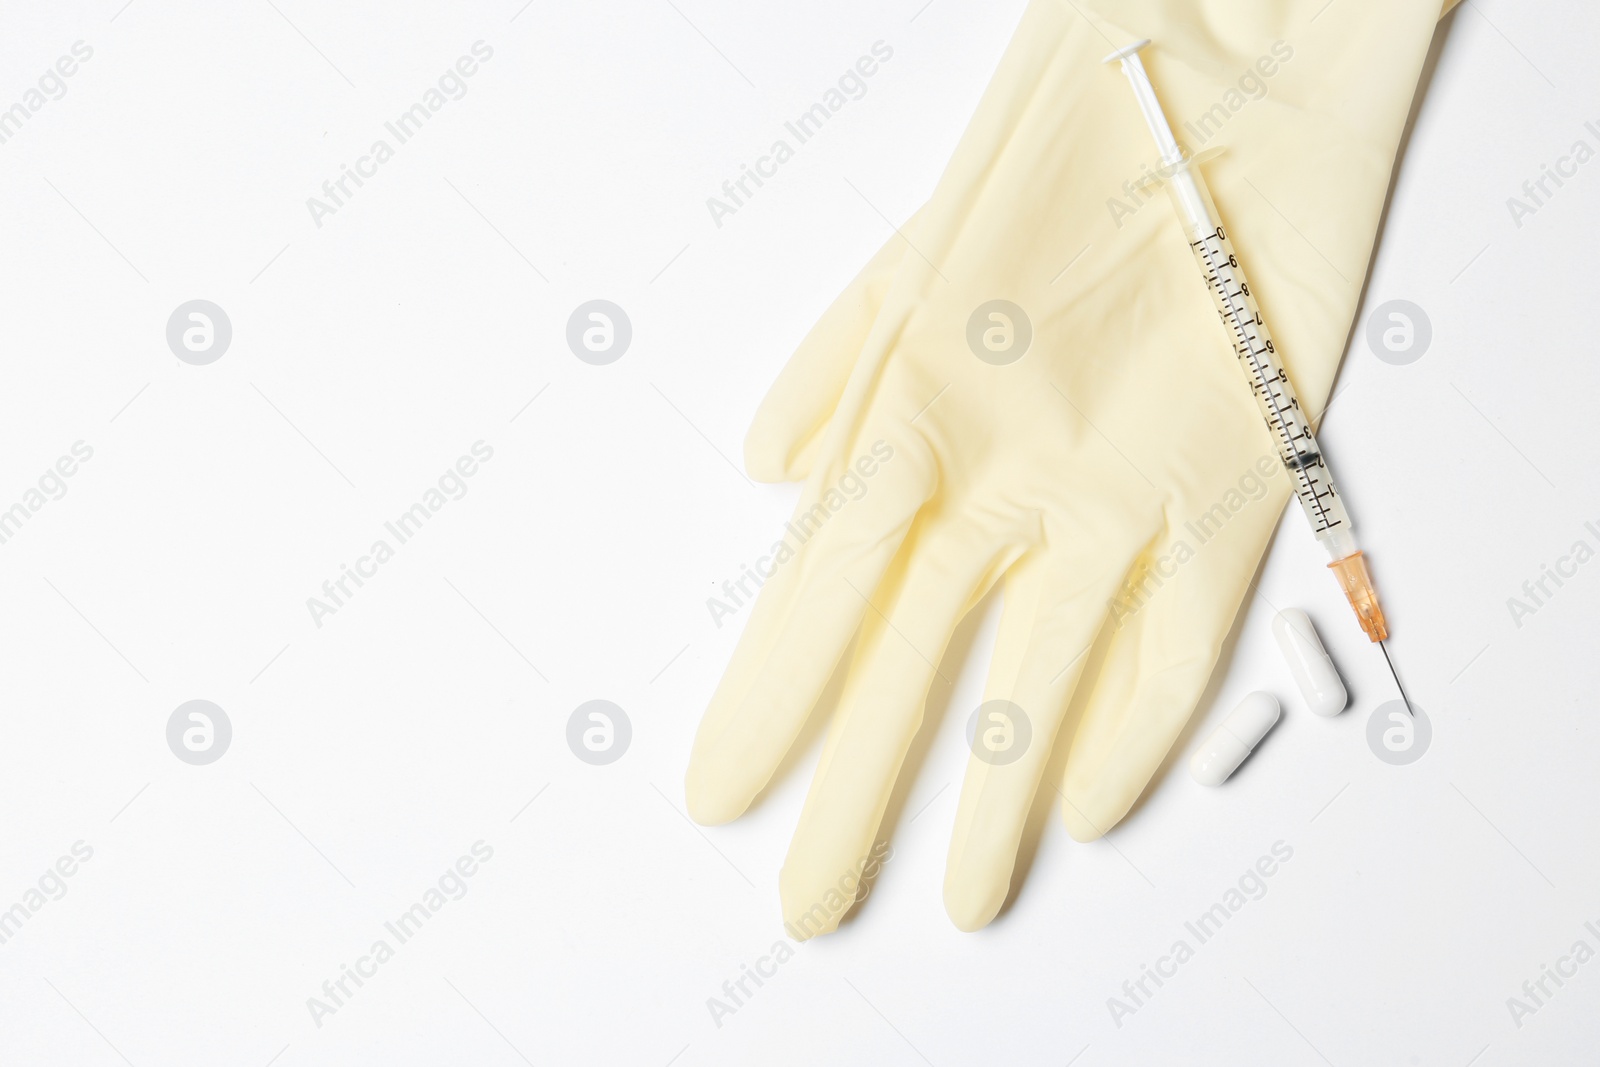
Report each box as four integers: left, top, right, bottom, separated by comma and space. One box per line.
688, 0, 1445, 935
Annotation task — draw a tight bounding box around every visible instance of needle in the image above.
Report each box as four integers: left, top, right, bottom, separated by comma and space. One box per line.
1378, 640, 1414, 717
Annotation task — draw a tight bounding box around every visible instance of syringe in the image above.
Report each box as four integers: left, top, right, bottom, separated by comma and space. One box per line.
1105, 40, 1413, 712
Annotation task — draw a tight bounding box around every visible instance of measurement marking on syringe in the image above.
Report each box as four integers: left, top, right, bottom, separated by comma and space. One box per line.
1199, 236, 1342, 531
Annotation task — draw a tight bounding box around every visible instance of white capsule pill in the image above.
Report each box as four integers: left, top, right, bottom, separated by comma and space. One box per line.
1271, 609, 1347, 717
1190, 691, 1280, 787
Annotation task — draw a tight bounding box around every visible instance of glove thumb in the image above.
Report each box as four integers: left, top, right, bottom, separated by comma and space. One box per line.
744, 213, 921, 482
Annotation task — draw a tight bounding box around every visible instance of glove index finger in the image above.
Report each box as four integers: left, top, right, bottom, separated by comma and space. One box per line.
686, 428, 938, 826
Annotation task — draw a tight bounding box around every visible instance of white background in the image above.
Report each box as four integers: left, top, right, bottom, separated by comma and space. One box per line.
2, 1, 1598, 1064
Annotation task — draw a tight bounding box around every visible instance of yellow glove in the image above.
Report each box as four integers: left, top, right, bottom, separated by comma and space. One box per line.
688, 0, 1446, 935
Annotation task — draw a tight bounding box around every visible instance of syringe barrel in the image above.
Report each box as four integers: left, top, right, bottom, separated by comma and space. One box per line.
1161, 161, 1217, 241
1159, 160, 1357, 560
